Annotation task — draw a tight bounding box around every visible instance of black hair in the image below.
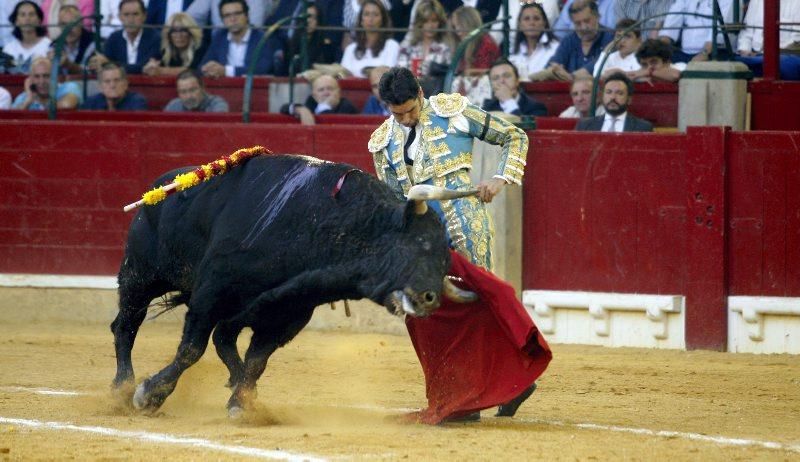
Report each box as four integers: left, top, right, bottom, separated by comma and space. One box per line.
354, 0, 392, 61
513, 2, 555, 55
378, 67, 420, 105
490, 57, 519, 80
615, 18, 640, 38
118, 0, 146, 14
177, 68, 204, 87
604, 71, 634, 95
568, 0, 599, 17
636, 38, 673, 63
10, 0, 46, 40
218, 0, 249, 18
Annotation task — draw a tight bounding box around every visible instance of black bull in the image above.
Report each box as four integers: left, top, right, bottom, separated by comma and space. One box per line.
112, 154, 468, 415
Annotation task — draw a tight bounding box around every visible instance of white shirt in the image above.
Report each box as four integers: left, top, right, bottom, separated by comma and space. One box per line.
593, 50, 641, 77
0, 86, 11, 109
225, 28, 251, 77
124, 30, 142, 65
559, 105, 605, 118
738, 0, 800, 53
490, 0, 560, 46
601, 112, 628, 132
0, 0, 17, 47
165, 0, 185, 24
499, 95, 521, 114
340, 39, 400, 78
99, 0, 150, 38
509, 36, 559, 81
661, 0, 738, 54
3, 37, 52, 67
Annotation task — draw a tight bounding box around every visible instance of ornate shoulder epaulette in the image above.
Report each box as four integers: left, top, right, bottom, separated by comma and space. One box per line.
430, 93, 468, 118
368, 119, 392, 153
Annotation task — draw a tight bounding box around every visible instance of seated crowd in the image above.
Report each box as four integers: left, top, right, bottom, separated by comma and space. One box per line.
0, 0, 797, 118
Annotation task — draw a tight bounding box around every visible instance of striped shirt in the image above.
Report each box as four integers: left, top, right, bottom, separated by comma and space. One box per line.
614, 0, 675, 36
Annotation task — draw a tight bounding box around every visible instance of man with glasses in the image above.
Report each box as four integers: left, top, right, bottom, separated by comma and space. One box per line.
200, 0, 278, 77
89, 0, 161, 74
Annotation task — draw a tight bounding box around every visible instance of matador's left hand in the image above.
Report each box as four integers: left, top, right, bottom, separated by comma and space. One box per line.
476, 178, 507, 203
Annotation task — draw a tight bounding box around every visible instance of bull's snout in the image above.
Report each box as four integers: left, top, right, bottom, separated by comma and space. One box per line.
385, 289, 441, 318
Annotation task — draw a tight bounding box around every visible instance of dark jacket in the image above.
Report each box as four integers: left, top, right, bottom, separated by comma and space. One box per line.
103, 28, 161, 74
146, 0, 194, 25
201, 28, 278, 76
575, 113, 653, 132
280, 95, 359, 115
278, 31, 338, 76
81, 91, 148, 110
482, 92, 547, 117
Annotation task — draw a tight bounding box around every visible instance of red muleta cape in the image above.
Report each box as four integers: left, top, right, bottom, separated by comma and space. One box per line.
404, 250, 552, 424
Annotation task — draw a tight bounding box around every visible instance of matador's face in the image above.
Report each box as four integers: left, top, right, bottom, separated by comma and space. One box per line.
388, 89, 424, 128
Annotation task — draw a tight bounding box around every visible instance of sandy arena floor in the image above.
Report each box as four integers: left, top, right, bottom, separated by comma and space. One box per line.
0, 316, 799, 461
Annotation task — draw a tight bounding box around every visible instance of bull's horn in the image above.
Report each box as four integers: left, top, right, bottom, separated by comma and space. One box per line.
413, 200, 428, 215
443, 277, 479, 303
407, 185, 479, 201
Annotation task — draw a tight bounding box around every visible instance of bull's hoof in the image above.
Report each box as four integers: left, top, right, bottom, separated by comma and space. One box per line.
132, 379, 168, 414
228, 405, 244, 420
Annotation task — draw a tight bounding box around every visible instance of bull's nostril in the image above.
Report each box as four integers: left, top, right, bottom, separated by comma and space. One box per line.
423, 291, 436, 304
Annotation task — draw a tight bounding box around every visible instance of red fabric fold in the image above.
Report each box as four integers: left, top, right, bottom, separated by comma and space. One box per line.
404, 250, 552, 424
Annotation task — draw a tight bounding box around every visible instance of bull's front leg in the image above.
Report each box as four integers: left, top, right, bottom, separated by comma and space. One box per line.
133, 309, 216, 414
110, 290, 151, 403
212, 320, 246, 388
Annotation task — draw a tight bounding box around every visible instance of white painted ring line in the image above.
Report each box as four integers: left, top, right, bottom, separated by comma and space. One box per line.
4, 386, 799, 455
0, 417, 328, 462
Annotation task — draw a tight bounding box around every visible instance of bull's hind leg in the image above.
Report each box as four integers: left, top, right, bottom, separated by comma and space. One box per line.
212, 320, 246, 388
226, 306, 315, 418
133, 293, 220, 413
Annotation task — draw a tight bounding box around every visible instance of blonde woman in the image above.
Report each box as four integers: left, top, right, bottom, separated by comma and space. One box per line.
143, 13, 204, 76
449, 6, 499, 76
397, 0, 451, 79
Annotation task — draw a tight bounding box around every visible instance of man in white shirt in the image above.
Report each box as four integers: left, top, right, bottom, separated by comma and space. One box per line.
658, 0, 739, 63
736, 0, 800, 80
576, 72, 652, 132
89, 0, 161, 74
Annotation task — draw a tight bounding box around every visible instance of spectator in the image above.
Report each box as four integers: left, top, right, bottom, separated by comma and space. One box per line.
613, 0, 673, 39
340, 0, 400, 78
98, 0, 123, 38
164, 68, 229, 111
449, 5, 500, 76
576, 72, 652, 131
482, 58, 547, 117
340, 0, 391, 32
143, 12, 204, 76
280, 74, 359, 125
509, 1, 559, 81
362, 64, 390, 115
146, 0, 196, 27
49, 4, 96, 75
89, 0, 161, 74
278, 2, 338, 76
657, 0, 738, 63
559, 76, 604, 118
200, 0, 279, 77
186, 0, 267, 34
489, 0, 560, 47
11, 56, 81, 109
627, 38, 684, 83
82, 61, 148, 110
593, 18, 642, 79
735, 0, 800, 80
438, 0, 499, 24
0, 86, 10, 108
41, 0, 93, 38
397, 0, 450, 95
4, 1, 52, 74
546, 0, 613, 81
0, 0, 17, 48
552, 0, 615, 41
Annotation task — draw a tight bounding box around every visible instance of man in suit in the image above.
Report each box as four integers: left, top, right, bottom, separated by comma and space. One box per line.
576, 72, 652, 132
482, 58, 547, 117
200, 0, 278, 77
89, 0, 161, 74
146, 0, 195, 26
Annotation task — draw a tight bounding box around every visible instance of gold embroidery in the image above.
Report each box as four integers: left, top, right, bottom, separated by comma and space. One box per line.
422, 125, 447, 141
430, 93, 467, 118
428, 142, 451, 159
434, 152, 472, 178
368, 119, 392, 152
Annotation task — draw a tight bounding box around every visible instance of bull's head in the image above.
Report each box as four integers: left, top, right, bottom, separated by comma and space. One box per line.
379, 185, 479, 318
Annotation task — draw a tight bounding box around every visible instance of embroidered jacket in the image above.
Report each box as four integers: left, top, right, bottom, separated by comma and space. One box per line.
368, 92, 529, 269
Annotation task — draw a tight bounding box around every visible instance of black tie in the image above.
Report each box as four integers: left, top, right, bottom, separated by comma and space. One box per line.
404, 126, 416, 165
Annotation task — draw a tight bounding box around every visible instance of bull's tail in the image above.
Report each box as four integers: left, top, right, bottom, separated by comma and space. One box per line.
124, 146, 271, 212
147, 292, 191, 320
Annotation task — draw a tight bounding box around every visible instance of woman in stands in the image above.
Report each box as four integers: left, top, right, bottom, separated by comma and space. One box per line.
4, 1, 51, 74
279, 2, 338, 75
448, 6, 500, 76
340, 0, 399, 78
142, 13, 204, 76
509, 2, 559, 81
396, 0, 451, 95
